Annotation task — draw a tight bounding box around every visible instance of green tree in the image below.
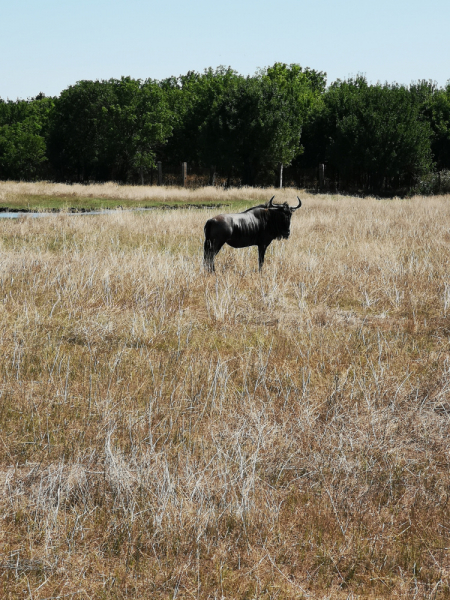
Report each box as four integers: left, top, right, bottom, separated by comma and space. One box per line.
411, 80, 450, 170
48, 78, 172, 182
199, 63, 325, 185
160, 66, 240, 167
0, 94, 53, 180
48, 80, 116, 181
430, 85, 450, 170
107, 77, 173, 182
262, 63, 326, 175
301, 77, 433, 190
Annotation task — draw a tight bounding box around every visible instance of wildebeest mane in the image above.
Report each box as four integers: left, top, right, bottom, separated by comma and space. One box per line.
242, 201, 289, 213
242, 203, 266, 213
241, 202, 291, 238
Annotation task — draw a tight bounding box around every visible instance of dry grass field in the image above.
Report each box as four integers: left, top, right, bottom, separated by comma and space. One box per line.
0, 181, 267, 211
1, 185, 450, 599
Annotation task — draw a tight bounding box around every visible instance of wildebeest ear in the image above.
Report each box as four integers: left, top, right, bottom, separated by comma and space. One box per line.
266, 196, 275, 208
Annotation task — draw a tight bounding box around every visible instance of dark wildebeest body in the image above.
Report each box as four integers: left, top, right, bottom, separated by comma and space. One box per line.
204, 196, 301, 271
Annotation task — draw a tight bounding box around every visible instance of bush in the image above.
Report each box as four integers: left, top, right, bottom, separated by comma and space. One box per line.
411, 169, 450, 195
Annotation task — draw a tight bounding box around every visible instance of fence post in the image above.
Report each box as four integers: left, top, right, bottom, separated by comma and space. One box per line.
181, 162, 187, 187
319, 163, 325, 190
157, 161, 163, 186
279, 164, 283, 188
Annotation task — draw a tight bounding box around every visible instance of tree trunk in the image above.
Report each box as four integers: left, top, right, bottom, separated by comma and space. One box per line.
209, 166, 216, 186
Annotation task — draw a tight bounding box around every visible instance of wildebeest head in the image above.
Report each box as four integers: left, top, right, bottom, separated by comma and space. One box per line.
265, 196, 302, 240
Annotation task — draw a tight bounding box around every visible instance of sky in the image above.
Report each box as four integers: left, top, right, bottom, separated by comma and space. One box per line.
1, 0, 449, 100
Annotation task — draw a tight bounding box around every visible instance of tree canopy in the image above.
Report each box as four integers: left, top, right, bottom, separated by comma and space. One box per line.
1, 65, 449, 193
0, 94, 53, 180
302, 77, 434, 190
47, 77, 172, 182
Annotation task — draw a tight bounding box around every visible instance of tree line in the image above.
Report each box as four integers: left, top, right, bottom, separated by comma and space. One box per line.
1, 64, 449, 194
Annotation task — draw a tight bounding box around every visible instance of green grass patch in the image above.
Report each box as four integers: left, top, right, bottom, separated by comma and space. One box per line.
0, 194, 256, 212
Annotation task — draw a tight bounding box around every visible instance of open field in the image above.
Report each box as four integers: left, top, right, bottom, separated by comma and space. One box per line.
0, 181, 270, 212
1, 187, 450, 598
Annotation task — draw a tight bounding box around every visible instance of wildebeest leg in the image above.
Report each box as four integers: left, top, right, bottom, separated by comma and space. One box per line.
258, 244, 268, 271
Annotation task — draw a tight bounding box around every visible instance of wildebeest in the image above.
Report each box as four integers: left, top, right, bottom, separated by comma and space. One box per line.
204, 196, 302, 272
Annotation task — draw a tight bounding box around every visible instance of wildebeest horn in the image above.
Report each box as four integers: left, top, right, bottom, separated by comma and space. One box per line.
268, 196, 275, 207
292, 196, 302, 210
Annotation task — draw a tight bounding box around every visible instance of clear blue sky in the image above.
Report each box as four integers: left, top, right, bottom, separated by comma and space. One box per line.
1, 0, 449, 100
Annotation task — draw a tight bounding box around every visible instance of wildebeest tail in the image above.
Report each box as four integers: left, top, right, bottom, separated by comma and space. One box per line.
203, 236, 214, 271
204, 221, 215, 251
204, 219, 213, 239
204, 220, 213, 257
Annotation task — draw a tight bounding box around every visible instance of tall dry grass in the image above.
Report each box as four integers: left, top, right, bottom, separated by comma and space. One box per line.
1, 189, 450, 598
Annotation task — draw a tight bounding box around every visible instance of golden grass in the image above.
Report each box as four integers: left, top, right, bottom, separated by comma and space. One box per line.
1, 187, 450, 598
0, 181, 279, 210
